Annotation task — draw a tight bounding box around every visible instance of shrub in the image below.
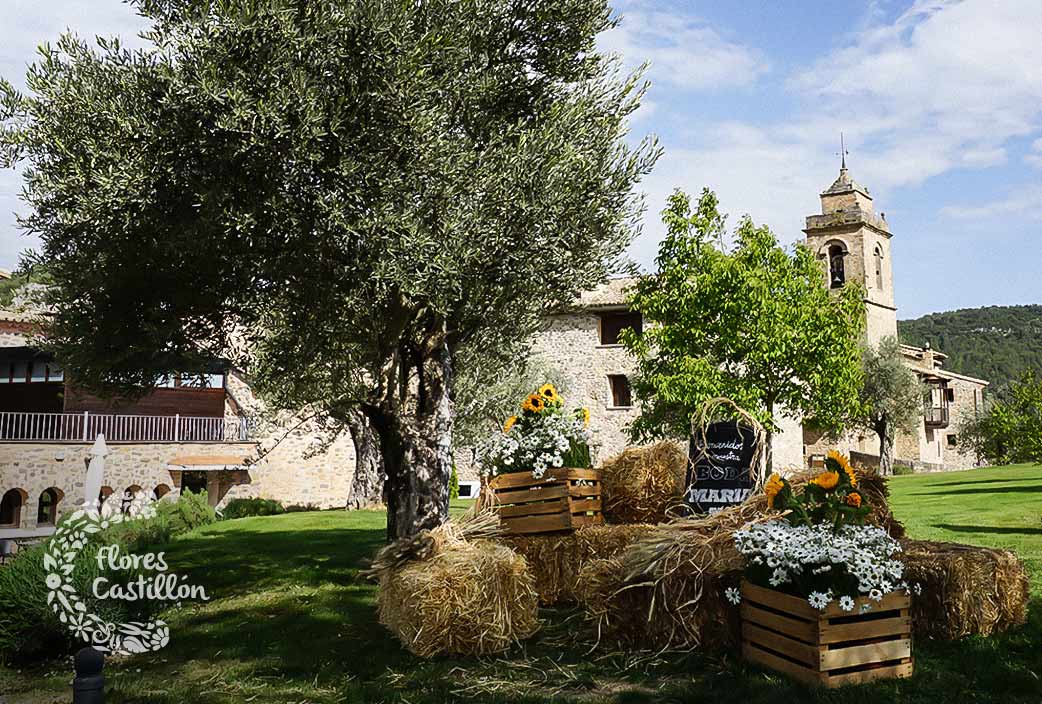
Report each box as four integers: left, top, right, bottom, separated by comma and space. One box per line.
0, 491, 214, 664
450, 464, 460, 500
221, 498, 285, 520
284, 503, 320, 513
156, 489, 216, 534
0, 523, 143, 663
893, 464, 915, 476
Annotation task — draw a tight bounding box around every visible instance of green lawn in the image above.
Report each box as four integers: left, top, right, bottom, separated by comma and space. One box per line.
889, 463, 1042, 596
3, 471, 1041, 703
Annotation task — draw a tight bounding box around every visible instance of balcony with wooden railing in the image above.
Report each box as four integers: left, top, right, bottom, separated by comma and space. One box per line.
924, 405, 950, 428
0, 411, 258, 443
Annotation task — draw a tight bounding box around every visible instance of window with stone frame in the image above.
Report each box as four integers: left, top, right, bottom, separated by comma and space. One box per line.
608, 374, 633, 407
598, 310, 642, 345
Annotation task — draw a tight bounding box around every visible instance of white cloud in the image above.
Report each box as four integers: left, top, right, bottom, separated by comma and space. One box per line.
627, 124, 837, 268
940, 185, 1042, 220
788, 0, 1042, 188
623, 0, 1042, 269
600, 1, 769, 92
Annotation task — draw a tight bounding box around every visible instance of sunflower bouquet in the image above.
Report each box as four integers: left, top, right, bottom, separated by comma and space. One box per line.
764, 450, 870, 530
731, 451, 908, 613
479, 384, 592, 478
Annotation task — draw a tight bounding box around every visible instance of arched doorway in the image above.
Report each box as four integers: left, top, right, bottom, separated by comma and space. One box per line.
37, 487, 64, 526
154, 483, 172, 500
0, 488, 26, 527
99, 485, 114, 506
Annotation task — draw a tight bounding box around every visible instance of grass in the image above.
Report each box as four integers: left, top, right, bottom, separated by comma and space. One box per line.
3, 472, 1042, 703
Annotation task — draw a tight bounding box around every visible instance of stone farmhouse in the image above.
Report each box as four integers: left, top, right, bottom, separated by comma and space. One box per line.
0, 163, 986, 537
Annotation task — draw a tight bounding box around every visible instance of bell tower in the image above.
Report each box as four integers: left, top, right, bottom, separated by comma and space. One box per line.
804, 149, 897, 343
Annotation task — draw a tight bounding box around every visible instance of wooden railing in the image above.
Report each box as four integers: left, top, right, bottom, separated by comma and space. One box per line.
0, 412, 258, 443
924, 405, 950, 428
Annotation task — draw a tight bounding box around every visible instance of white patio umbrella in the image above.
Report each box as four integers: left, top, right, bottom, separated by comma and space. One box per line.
83, 434, 107, 512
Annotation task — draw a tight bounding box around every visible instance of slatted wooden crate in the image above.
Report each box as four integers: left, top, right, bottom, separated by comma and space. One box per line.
487, 468, 603, 535
740, 580, 913, 688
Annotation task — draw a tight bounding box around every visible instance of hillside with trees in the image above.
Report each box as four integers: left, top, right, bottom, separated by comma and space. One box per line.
898, 305, 1042, 391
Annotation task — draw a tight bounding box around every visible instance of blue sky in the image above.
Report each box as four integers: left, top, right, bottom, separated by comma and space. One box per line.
2, 0, 1040, 318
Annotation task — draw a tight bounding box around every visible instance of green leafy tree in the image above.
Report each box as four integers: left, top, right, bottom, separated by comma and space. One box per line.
965, 372, 1042, 465
0, 0, 658, 538
848, 337, 924, 476
622, 189, 865, 470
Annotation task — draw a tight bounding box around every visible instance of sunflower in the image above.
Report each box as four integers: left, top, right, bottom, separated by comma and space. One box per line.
577, 407, 590, 427
827, 450, 858, 487
811, 469, 840, 491
538, 383, 559, 402
503, 415, 518, 433
521, 394, 545, 413
764, 473, 786, 509
845, 491, 862, 508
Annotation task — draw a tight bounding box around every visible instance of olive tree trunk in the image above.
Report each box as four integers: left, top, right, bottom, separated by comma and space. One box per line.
877, 421, 896, 476
345, 410, 385, 510
370, 338, 454, 541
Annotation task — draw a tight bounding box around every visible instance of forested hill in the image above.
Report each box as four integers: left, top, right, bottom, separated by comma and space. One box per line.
898, 305, 1042, 391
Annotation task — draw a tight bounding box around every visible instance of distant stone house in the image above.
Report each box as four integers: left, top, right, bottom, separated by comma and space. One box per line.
0, 309, 355, 537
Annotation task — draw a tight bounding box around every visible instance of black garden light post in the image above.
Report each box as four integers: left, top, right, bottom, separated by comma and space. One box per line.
72, 647, 104, 704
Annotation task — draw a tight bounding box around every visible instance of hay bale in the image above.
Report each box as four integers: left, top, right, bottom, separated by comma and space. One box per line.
575, 465, 907, 651
373, 508, 540, 657
577, 556, 739, 651
502, 523, 657, 605
901, 539, 1029, 640
598, 442, 688, 524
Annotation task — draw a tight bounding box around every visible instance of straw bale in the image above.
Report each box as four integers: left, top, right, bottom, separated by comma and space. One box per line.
502, 523, 657, 604
598, 442, 688, 524
372, 507, 540, 657
901, 539, 1029, 640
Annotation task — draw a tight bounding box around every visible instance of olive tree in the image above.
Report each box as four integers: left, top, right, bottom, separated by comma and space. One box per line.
849, 337, 923, 476
0, 0, 658, 538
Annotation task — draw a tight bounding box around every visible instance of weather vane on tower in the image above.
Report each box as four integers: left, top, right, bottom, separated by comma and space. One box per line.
838, 132, 849, 169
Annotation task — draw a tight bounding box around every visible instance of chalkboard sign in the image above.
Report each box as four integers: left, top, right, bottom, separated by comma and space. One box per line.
684, 421, 759, 514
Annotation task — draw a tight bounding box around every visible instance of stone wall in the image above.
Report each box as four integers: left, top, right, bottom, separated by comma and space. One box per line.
530, 310, 638, 464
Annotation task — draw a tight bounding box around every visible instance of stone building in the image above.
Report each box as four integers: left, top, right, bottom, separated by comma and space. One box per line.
528, 160, 987, 474
0, 310, 355, 538
0, 163, 988, 536
526, 278, 806, 472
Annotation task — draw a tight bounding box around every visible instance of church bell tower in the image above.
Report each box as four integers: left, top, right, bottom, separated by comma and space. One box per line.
803, 150, 897, 343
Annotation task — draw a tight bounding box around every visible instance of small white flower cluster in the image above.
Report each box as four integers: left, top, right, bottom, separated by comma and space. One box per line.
479, 412, 590, 478
734, 520, 907, 611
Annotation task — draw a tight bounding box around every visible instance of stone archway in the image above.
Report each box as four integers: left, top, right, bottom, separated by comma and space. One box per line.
0, 488, 28, 527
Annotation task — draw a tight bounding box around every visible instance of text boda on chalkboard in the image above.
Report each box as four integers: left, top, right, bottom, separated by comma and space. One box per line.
684, 421, 759, 514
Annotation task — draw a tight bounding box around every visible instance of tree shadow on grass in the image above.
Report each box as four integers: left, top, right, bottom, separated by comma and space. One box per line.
931, 524, 1042, 536
927, 476, 1042, 488
904, 484, 1042, 497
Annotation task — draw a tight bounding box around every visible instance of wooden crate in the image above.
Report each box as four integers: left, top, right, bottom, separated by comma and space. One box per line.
487, 468, 603, 535
740, 580, 913, 688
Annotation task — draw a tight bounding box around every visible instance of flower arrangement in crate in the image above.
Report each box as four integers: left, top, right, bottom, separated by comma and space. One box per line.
731, 450, 909, 612
478, 384, 600, 535
479, 384, 592, 479
730, 451, 915, 687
